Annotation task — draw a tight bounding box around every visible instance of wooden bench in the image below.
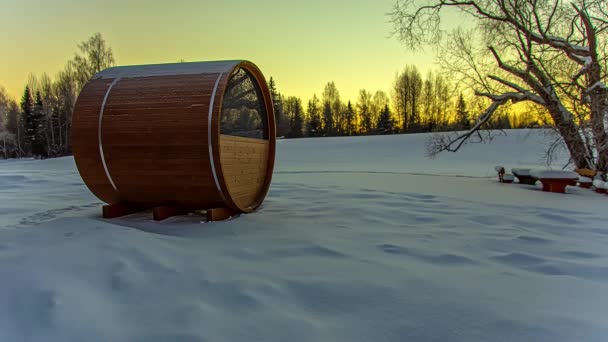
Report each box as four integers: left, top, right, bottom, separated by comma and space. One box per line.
575, 168, 597, 178
512, 168, 537, 185
530, 170, 579, 194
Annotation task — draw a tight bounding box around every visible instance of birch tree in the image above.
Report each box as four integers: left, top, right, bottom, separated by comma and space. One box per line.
71, 32, 116, 89
391, 0, 608, 172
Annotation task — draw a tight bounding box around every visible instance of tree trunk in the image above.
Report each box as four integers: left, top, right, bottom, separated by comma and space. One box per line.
49, 113, 55, 157
16, 122, 21, 158
58, 114, 63, 154
590, 114, 608, 173
547, 103, 592, 170
45, 114, 51, 158
589, 89, 608, 173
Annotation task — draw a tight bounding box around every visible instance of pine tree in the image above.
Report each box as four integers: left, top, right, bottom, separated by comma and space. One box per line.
345, 101, 355, 136
268, 77, 288, 137
306, 95, 322, 137
33, 91, 47, 157
322, 101, 333, 136
455, 93, 470, 130
372, 91, 390, 133
20, 86, 34, 156
377, 104, 394, 134
285, 96, 304, 138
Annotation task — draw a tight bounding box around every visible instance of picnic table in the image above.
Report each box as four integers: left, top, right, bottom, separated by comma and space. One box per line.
530, 170, 579, 194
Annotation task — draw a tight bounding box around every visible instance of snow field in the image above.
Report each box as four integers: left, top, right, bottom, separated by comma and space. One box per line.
1, 129, 607, 341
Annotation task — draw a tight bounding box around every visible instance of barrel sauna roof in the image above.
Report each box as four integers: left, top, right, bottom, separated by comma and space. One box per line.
93, 60, 242, 79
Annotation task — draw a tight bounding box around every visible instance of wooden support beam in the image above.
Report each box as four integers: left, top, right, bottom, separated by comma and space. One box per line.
102, 202, 142, 219
153, 206, 188, 221
206, 207, 238, 222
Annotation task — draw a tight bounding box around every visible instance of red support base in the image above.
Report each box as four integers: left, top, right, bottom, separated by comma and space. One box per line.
538, 179, 575, 194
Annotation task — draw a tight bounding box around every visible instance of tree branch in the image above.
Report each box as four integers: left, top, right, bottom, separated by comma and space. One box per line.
428, 91, 537, 156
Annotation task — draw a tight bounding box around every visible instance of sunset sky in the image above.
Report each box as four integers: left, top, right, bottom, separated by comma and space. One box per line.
0, 0, 445, 103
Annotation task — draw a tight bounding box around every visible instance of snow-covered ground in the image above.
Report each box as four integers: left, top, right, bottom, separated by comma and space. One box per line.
1, 129, 607, 341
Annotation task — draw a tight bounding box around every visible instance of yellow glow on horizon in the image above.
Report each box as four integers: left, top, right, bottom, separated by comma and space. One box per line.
0, 0, 443, 103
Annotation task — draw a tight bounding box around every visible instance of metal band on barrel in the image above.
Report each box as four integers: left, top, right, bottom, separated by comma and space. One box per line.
208, 73, 226, 201
98, 78, 121, 192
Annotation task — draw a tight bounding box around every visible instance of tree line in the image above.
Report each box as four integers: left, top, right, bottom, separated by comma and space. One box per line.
268, 66, 525, 139
0, 32, 537, 160
0, 33, 114, 159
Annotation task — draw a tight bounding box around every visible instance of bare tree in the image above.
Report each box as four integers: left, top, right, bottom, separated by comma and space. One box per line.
433, 72, 451, 130
1, 88, 21, 158
391, 0, 608, 172
39, 73, 55, 157
393, 65, 423, 132
0, 87, 12, 158
0, 87, 8, 129
421, 70, 435, 129
322, 82, 342, 135
393, 71, 410, 130
71, 32, 116, 89
357, 89, 374, 134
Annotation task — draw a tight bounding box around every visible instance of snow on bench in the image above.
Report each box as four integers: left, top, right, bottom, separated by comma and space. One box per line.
511, 168, 531, 176
529, 170, 579, 179
529, 170, 578, 194
578, 176, 593, 189
593, 180, 607, 193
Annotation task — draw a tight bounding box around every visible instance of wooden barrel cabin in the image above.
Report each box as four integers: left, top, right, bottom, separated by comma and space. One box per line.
72, 60, 276, 221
